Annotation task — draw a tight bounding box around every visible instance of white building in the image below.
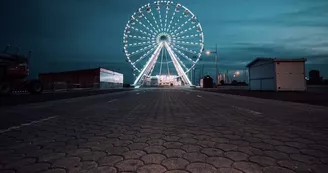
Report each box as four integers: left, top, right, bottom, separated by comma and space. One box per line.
246, 58, 307, 91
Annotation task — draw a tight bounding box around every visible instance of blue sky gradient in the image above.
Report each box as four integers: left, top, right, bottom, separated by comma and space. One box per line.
1, 0, 327, 83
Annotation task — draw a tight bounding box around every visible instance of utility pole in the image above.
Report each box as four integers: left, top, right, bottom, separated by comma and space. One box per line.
205, 44, 219, 85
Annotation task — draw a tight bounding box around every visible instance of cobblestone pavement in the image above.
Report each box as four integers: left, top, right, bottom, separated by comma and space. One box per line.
0, 88, 328, 173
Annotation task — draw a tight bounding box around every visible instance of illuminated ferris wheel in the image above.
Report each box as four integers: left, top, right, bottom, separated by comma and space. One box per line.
123, 1, 204, 86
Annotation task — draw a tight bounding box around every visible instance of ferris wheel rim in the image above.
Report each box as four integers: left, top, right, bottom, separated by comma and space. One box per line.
123, 1, 204, 78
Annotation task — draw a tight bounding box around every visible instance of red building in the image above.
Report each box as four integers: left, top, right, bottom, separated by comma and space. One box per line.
39, 68, 123, 91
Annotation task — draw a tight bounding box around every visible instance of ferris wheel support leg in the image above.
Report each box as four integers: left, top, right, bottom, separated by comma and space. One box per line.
133, 43, 164, 86
164, 42, 192, 86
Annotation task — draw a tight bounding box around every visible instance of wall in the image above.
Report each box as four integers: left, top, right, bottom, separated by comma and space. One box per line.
275, 61, 306, 91
99, 68, 123, 89
249, 61, 276, 91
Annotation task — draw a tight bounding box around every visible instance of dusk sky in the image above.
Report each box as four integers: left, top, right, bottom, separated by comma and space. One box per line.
1, 0, 328, 83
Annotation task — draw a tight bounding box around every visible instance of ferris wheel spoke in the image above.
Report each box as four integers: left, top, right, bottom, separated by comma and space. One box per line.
141, 13, 160, 34
172, 16, 193, 35
173, 25, 197, 37
172, 43, 198, 55
150, 11, 161, 32
169, 44, 195, 63
132, 46, 157, 65
129, 26, 153, 37
166, 11, 176, 33
170, 15, 183, 34
173, 41, 201, 47
135, 18, 156, 35
163, 5, 169, 31
125, 35, 152, 41
128, 44, 154, 58
125, 42, 153, 48
175, 33, 200, 40
157, 6, 164, 31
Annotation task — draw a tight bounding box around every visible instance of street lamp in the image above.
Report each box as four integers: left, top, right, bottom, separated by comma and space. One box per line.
205, 44, 219, 85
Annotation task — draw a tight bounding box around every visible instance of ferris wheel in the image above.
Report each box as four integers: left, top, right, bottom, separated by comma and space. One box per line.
123, 1, 204, 86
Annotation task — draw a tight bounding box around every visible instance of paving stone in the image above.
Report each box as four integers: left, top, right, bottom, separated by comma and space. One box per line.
119, 135, 136, 140
0, 170, 15, 173
115, 159, 143, 172
224, 151, 249, 161
39, 152, 66, 162
321, 158, 328, 164
80, 151, 107, 161
219, 168, 243, 173
144, 146, 166, 153
97, 155, 124, 166
163, 149, 186, 158
230, 140, 250, 147
113, 140, 133, 147
285, 142, 307, 149
263, 150, 290, 160
141, 154, 166, 164
201, 148, 223, 157
106, 146, 129, 155
216, 144, 238, 151
4, 157, 36, 169
137, 164, 167, 173
164, 135, 181, 142
183, 152, 207, 162
186, 163, 217, 173
147, 139, 165, 146
134, 137, 149, 143
123, 150, 146, 159
163, 142, 183, 149
97, 166, 117, 173
211, 137, 230, 143
40, 168, 67, 173
237, 146, 263, 155
278, 160, 313, 172
263, 166, 295, 173
70, 161, 98, 172
127, 142, 149, 150
301, 149, 328, 158
206, 157, 233, 168
312, 165, 328, 173
165, 171, 189, 173
179, 138, 198, 144
232, 162, 262, 173
18, 163, 50, 173
275, 146, 300, 154
290, 153, 319, 164
263, 139, 284, 146
180, 144, 201, 153
249, 156, 276, 166
52, 157, 81, 168
162, 158, 189, 170
250, 142, 274, 150
197, 141, 216, 147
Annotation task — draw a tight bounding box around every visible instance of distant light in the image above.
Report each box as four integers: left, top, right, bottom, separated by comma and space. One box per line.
205, 50, 211, 55
235, 71, 240, 75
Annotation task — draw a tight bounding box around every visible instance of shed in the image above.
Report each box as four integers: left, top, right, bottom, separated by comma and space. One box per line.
200, 75, 213, 88
246, 58, 307, 91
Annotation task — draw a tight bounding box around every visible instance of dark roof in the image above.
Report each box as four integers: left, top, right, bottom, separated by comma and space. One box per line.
246, 57, 307, 67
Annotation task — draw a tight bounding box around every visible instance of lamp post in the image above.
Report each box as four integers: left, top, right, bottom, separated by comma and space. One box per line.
205, 44, 219, 85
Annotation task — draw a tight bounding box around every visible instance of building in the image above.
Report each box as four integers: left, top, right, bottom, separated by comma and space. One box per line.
200, 75, 213, 88
39, 68, 123, 90
246, 58, 307, 91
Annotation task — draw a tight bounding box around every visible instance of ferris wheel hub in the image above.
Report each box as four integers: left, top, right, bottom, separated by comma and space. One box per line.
156, 33, 171, 43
